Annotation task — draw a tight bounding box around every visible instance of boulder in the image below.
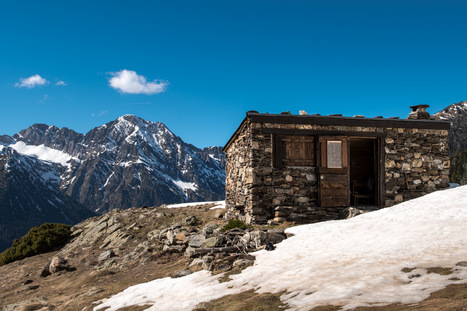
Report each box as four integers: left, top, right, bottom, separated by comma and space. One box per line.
98, 250, 116, 262
214, 210, 224, 219
166, 229, 176, 245
183, 215, 198, 226
233, 258, 254, 269
174, 269, 192, 278
49, 256, 73, 274
202, 223, 218, 235
201, 236, 224, 248
188, 235, 206, 248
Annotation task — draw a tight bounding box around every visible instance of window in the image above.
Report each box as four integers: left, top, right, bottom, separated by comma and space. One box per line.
326, 141, 343, 168
274, 135, 316, 168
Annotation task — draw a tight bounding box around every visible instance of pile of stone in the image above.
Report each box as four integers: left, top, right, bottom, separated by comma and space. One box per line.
149, 215, 287, 275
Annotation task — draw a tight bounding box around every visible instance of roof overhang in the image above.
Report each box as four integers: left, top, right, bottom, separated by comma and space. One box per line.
222, 112, 451, 152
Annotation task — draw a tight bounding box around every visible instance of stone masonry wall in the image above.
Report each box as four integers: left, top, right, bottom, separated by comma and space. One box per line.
384, 128, 450, 206
225, 120, 450, 224
224, 120, 254, 223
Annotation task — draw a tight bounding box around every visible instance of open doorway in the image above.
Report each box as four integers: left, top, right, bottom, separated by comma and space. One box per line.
349, 138, 378, 207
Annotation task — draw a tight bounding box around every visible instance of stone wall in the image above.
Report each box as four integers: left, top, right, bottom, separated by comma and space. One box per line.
225, 120, 450, 224
384, 128, 450, 206
224, 120, 254, 222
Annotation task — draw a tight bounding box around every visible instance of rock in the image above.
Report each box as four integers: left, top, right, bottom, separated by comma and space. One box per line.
266, 232, 285, 245
171, 223, 182, 230
133, 242, 153, 253
267, 219, 280, 226
95, 259, 117, 270
201, 236, 224, 248
22, 285, 40, 291
342, 207, 366, 218
49, 256, 73, 274
202, 223, 218, 235
188, 235, 206, 248
175, 231, 189, 244
100, 229, 132, 249
166, 230, 176, 245
214, 210, 224, 219
189, 258, 205, 272
183, 215, 198, 226
265, 242, 275, 251
185, 246, 238, 258
98, 249, 116, 262
156, 212, 166, 218
233, 259, 254, 269
162, 245, 185, 253
246, 230, 268, 248
202, 255, 215, 263
174, 269, 192, 278
147, 229, 161, 240
2, 298, 49, 311
40, 262, 51, 278
23, 279, 33, 285
84, 287, 105, 296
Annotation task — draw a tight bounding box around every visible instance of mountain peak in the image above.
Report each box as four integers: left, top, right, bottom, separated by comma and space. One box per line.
435, 100, 467, 120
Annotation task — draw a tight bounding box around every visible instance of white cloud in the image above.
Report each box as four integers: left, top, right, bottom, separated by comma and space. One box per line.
56, 80, 67, 86
108, 70, 168, 95
15, 74, 49, 88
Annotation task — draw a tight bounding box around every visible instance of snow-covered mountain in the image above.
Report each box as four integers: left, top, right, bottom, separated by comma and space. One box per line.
11, 114, 225, 213
433, 100, 467, 154
0, 145, 95, 251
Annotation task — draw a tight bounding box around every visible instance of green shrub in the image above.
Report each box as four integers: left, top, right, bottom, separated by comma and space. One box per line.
0, 223, 71, 266
221, 219, 248, 232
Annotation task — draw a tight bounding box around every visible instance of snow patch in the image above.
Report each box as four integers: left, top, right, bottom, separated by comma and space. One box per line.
10, 141, 73, 166
165, 200, 225, 209
174, 180, 197, 192
94, 187, 467, 311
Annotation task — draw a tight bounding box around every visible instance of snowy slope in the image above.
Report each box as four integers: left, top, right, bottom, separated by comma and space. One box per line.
0, 146, 94, 251
94, 186, 467, 311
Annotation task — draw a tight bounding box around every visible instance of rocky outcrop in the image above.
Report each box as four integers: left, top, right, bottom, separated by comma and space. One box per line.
433, 101, 467, 154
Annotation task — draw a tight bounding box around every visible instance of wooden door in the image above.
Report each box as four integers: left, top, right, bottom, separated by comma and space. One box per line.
318, 136, 349, 207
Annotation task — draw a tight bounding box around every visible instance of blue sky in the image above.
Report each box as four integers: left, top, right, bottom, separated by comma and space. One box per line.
1, 1, 467, 147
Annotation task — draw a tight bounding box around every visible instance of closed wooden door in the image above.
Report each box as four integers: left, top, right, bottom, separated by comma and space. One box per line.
318, 136, 349, 207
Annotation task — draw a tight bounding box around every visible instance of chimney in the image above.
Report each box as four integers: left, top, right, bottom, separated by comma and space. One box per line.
407, 104, 430, 120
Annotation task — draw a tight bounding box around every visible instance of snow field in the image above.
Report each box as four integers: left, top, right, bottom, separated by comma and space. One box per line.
10, 141, 73, 166
165, 200, 225, 209
94, 186, 467, 311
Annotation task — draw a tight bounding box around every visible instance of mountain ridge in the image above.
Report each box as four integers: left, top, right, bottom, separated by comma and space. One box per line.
0, 114, 225, 251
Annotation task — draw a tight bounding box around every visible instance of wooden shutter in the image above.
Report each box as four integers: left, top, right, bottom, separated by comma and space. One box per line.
274, 135, 316, 168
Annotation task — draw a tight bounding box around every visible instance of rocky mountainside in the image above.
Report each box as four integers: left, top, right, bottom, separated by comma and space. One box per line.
0, 115, 225, 251
11, 114, 225, 213
0, 146, 95, 252
433, 100, 467, 154
0, 202, 285, 311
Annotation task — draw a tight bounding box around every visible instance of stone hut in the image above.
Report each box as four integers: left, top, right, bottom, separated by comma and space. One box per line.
223, 105, 450, 224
